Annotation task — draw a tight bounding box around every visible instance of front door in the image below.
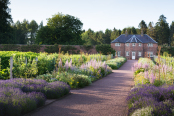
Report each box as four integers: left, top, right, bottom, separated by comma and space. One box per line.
132, 52, 136, 60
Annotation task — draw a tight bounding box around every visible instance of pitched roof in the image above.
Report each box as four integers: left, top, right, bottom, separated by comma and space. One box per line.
111, 34, 157, 43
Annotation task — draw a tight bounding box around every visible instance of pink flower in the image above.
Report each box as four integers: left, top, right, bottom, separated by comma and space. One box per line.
64, 60, 69, 71
149, 73, 156, 84
144, 71, 149, 79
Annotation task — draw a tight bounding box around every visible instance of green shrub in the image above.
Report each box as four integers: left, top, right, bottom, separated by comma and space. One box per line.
134, 68, 145, 76
131, 106, 153, 116
55, 72, 91, 88
36, 74, 54, 82
95, 44, 115, 55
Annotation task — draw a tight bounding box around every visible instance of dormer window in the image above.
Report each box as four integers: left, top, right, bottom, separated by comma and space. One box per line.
132, 43, 136, 46
139, 43, 142, 46
115, 43, 120, 46
147, 43, 153, 47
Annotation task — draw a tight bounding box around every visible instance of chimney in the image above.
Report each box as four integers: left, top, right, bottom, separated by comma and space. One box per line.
125, 29, 128, 36
141, 29, 143, 36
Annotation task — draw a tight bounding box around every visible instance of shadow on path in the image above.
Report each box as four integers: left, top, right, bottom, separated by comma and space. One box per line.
26, 60, 137, 116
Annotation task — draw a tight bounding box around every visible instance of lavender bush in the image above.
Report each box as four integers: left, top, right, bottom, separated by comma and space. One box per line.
0, 87, 46, 116
127, 84, 174, 116
0, 78, 70, 99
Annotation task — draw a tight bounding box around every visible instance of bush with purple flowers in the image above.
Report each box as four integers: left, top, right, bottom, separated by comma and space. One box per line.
0, 87, 46, 116
0, 78, 70, 115
127, 84, 174, 116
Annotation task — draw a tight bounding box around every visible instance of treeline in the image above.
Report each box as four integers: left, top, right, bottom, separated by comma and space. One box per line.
1, 0, 174, 46
82, 16, 174, 46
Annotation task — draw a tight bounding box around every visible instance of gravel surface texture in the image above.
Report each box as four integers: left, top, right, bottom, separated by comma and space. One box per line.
25, 60, 137, 116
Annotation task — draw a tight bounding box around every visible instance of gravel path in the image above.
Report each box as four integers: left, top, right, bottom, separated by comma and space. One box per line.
26, 60, 137, 116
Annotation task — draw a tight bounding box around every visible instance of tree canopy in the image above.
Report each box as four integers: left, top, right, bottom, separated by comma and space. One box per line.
0, 0, 13, 44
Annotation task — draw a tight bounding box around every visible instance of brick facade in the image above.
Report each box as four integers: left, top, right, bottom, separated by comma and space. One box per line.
111, 43, 158, 60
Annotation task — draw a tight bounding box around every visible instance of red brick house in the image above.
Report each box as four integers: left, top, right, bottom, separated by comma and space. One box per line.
111, 31, 158, 60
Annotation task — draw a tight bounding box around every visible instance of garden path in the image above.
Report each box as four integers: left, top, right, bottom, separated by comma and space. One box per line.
26, 60, 137, 116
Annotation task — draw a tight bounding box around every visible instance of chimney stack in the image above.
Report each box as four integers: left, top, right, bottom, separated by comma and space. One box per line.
125, 29, 128, 36
141, 29, 143, 36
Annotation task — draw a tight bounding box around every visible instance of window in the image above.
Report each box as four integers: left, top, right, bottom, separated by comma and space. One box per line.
147, 52, 153, 57
115, 43, 120, 46
126, 43, 129, 46
138, 52, 141, 56
115, 51, 121, 56
132, 43, 136, 46
147, 43, 153, 47
126, 51, 129, 56
139, 43, 142, 46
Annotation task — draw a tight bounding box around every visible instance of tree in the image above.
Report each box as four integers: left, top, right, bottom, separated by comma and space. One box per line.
154, 15, 170, 45
147, 22, 156, 40
28, 20, 38, 44
138, 20, 147, 34
121, 27, 137, 34
95, 31, 104, 44
103, 29, 112, 44
0, 0, 13, 44
169, 21, 174, 46
11, 19, 30, 44
42, 12, 84, 45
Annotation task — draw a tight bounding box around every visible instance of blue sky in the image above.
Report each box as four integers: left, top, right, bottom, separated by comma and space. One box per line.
10, 0, 174, 32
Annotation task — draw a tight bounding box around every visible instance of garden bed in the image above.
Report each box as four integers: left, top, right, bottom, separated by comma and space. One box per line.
0, 78, 70, 116
128, 57, 174, 116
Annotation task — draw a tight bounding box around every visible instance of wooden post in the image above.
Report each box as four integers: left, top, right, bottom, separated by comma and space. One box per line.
35, 57, 38, 64
0, 58, 1, 71
10, 56, 13, 79
25, 57, 27, 65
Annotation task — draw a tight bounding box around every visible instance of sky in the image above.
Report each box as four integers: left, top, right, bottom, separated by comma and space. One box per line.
10, 0, 174, 32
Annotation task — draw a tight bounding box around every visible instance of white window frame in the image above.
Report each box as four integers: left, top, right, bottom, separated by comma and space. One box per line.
126, 43, 129, 46
132, 43, 136, 46
138, 52, 141, 56
147, 52, 153, 57
139, 43, 142, 46
117, 51, 121, 56
147, 43, 153, 47
115, 43, 121, 46
126, 51, 129, 56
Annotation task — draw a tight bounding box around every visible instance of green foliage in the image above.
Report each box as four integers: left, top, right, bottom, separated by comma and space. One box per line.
55, 72, 91, 88
0, 44, 19, 51
134, 68, 145, 76
160, 44, 174, 56
36, 74, 55, 82
61, 45, 77, 53
138, 20, 147, 34
153, 80, 163, 87
37, 53, 55, 75
131, 106, 153, 116
0, 0, 13, 44
0, 69, 9, 80
106, 57, 127, 69
121, 27, 138, 34
36, 12, 84, 45
44, 45, 78, 54
155, 14, 170, 45
20, 45, 41, 53
81, 45, 93, 52
12, 56, 38, 78
96, 44, 115, 55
